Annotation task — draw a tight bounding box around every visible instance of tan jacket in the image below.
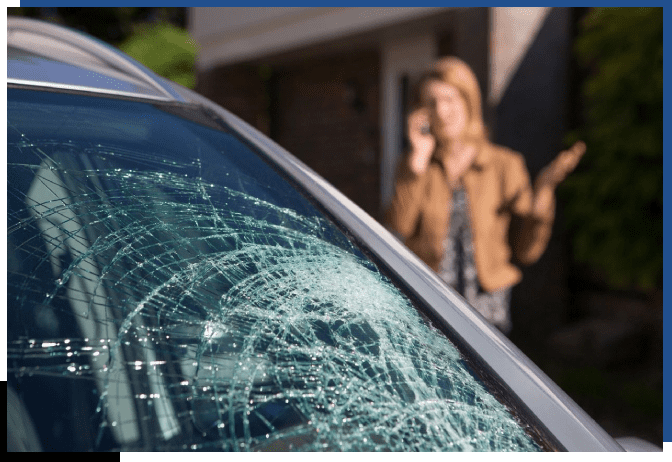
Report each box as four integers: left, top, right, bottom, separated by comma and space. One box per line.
385, 141, 555, 293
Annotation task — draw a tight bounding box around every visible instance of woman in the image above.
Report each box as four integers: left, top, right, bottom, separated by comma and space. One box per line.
385, 57, 585, 334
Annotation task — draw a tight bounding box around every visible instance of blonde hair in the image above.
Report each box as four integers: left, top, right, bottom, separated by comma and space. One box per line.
418, 56, 487, 143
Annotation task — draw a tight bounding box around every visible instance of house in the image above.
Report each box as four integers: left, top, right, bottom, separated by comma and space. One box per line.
188, 6, 579, 342
188, 7, 576, 218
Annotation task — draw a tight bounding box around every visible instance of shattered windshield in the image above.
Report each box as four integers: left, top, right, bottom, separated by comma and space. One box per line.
7, 88, 544, 451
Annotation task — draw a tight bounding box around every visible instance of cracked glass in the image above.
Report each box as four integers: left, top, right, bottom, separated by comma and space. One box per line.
7, 88, 545, 451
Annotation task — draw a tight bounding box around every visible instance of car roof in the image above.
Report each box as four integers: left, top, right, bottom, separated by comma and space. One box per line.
7, 16, 186, 102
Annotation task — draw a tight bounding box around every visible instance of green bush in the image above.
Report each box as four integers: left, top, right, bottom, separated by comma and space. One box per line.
562, 7, 663, 290
120, 22, 197, 89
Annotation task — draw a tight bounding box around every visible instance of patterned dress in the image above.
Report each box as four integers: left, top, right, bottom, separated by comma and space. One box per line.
438, 185, 512, 334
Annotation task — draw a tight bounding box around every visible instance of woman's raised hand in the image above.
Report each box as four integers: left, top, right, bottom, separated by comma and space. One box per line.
407, 107, 436, 175
538, 141, 586, 188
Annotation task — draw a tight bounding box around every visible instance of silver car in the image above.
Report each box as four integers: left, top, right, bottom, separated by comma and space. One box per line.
6, 17, 657, 452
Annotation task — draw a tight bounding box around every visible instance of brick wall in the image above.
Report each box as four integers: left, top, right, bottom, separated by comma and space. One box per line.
273, 51, 381, 220
197, 64, 270, 136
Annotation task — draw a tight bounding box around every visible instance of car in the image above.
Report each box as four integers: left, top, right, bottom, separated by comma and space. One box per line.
5, 17, 659, 452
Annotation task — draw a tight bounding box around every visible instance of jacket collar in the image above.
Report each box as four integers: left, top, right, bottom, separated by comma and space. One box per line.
432, 139, 492, 174
470, 141, 492, 171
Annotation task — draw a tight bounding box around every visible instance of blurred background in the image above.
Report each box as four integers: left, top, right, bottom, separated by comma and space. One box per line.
8, 6, 663, 446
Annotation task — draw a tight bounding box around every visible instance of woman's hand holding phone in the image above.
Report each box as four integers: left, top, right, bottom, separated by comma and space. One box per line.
407, 108, 436, 175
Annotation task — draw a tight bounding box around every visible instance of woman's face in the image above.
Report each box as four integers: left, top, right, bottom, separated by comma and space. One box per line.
420, 80, 469, 142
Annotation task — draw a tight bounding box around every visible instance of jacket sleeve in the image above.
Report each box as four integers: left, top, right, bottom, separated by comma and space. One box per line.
507, 154, 556, 266
384, 156, 427, 239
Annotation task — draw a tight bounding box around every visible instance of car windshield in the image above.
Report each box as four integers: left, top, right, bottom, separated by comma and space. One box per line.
7, 88, 548, 451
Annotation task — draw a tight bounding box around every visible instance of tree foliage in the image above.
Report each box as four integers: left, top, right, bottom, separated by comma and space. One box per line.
119, 22, 197, 89
562, 7, 663, 290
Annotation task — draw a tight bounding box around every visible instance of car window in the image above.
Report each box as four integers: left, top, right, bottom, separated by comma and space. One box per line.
7, 88, 547, 451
